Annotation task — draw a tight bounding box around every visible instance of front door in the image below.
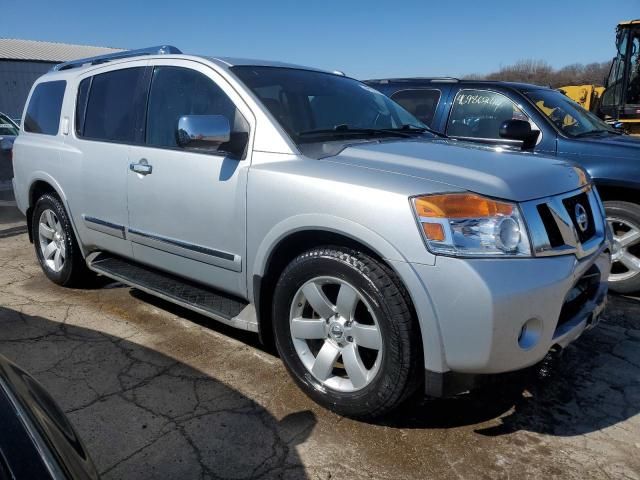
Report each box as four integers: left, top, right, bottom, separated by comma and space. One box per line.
126, 61, 252, 297
445, 88, 540, 147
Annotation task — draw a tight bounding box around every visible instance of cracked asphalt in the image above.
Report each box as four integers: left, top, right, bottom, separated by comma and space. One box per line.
0, 205, 639, 479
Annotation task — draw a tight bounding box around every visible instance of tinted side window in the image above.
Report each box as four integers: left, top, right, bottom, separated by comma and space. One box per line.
447, 89, 529, 139
75, 77, 91, 136
146, 66, 241, 148
24, 81, 66, 135
391, 89, 441, 126
83, 68, 146, 143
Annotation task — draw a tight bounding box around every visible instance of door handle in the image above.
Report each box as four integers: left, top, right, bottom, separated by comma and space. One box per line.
130, 161, 153, 175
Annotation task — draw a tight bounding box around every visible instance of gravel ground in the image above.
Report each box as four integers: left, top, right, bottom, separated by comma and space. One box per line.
0, 206, 639, 479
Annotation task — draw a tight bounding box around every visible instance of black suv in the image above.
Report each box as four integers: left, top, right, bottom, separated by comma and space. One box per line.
367, 78, 640, 294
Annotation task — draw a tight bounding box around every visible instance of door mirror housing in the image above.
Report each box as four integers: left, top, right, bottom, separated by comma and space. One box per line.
612, 121, 627, 133
177, 115, 231, 153
499, 119, 540, 150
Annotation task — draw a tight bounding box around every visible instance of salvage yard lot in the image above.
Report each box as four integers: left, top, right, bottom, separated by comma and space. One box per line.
0, 208, 639, 480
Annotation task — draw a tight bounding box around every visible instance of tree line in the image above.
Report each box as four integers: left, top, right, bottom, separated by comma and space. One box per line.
464, 59, 611, 88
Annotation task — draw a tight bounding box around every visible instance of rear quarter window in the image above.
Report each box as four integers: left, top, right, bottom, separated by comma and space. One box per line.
24, 81, 66, 135
390, 89, 441, 127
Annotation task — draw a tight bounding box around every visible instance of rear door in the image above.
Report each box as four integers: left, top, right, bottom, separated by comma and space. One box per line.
65, 62, 149, 259
389, 88, 443, 129
126, 60, 254, 297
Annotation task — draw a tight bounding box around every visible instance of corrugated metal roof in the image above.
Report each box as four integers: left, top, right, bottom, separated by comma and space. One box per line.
0, 38, 124, 62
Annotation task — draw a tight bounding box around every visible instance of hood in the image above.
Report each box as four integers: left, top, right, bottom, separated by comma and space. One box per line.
567, 132, 640, 159
324, 139, 586, 202
0, 355, 99, 479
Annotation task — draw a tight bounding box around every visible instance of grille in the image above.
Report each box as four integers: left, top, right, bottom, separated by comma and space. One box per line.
521, 186, 605, 259
536, 203, 564, 248
562, 192, 595, 243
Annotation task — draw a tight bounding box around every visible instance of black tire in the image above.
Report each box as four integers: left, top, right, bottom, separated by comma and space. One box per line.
605, 201, 640, 295
272, 246, 422, 419
31, 193, 93, 287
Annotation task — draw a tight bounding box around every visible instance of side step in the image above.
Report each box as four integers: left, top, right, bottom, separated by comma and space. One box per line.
87, 253, 258, 332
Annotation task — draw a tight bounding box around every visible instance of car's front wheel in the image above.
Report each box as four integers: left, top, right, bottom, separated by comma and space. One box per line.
606, 200, 640, 294
272, 246, 422, 419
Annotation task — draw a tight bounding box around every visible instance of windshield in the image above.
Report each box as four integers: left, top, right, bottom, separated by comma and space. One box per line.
0, 113, 19, 136
525, 89, 616, 137
231, 66, 427, 144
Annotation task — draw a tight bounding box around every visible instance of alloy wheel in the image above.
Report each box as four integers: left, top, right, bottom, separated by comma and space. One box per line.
289, 276, 383, 392
38, 209, 66, 273
608, 216, 640, 283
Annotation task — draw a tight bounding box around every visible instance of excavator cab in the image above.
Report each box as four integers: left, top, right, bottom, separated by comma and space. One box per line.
600, 20, 640, 134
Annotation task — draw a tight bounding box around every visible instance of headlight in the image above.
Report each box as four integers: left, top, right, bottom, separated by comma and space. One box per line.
411, 193, 531, 257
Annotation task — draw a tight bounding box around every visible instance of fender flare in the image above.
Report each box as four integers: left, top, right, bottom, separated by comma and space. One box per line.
27, 172, 87, 257
252, 214, 408, 278
252, 213, 447, 372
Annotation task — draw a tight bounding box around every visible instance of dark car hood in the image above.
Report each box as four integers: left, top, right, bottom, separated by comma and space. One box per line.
0, 355, 99, 479
564, 133, 640, 159
326, 138, 588, 202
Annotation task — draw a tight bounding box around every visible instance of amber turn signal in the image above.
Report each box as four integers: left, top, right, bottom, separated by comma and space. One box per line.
413, 194, 513, 219
422, 222, 445, 241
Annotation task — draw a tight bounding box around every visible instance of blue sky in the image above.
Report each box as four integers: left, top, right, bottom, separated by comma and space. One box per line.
2, 0, 639, 79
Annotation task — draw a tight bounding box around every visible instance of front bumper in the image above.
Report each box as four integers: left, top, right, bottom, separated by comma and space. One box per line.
413, 241, 610, 385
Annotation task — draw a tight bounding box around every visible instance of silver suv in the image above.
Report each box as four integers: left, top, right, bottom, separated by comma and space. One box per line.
13, 46, 611, 418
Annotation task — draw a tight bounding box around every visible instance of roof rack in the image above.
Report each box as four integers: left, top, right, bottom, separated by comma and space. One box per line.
365, 77, 460, 84
52, 45, 182, 71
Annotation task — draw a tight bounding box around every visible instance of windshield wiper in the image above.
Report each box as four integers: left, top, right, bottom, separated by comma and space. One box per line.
298, 126, 411, 139
298, 124, 440, 139
573, 129, 612, 138
369, 124, 448, 139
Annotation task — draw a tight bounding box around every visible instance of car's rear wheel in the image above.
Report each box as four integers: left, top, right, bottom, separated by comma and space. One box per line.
272, 246, 422, 419
32, 194, 93, 287
605, 201, 640, 294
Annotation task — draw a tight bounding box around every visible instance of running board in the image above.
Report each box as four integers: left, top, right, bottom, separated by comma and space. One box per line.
87, 253, 258, 332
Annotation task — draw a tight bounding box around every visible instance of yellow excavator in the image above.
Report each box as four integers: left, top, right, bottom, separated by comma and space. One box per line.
559, 85, 605, 112
561, 20, 640, 135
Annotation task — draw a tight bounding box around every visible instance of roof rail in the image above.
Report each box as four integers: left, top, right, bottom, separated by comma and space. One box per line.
429, 77, 460, 83
52, 45, 182, 71
365, 77, 460, 84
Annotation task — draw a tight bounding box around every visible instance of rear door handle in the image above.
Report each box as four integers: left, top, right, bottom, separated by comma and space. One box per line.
130, 160, 152, 175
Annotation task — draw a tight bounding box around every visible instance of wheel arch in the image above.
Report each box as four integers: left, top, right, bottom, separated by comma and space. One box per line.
251, 216, 446, 372
595, 182, 640, 205
25, 175, 85, 257
26, 178, 61, 243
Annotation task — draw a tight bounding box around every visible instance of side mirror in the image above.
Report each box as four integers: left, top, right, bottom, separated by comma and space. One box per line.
612, 121, 626, 132
499, 119, 540, 150
176, 115, 231, 152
